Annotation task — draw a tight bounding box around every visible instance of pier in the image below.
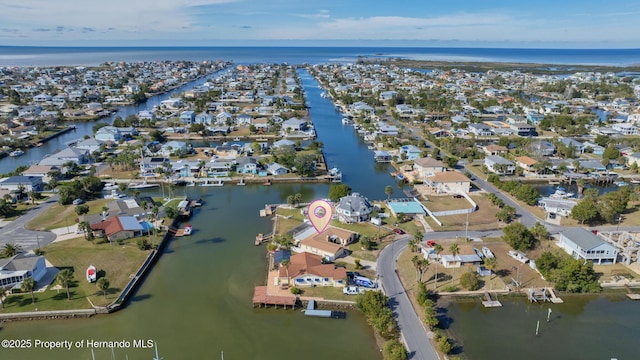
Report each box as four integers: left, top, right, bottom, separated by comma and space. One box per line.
528, 288, 563, 303
482, 291, 502, 307
252, 286, 296, 309
624, 285, 640, 300
303, 299, 346, 319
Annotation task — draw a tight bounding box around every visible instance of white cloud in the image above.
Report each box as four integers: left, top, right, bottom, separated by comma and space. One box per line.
0, 0, 241, 37
296, 9, 331, 19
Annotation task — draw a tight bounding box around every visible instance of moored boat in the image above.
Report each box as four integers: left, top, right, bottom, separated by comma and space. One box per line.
9, 149, 24, 157
86, 265, 97, 283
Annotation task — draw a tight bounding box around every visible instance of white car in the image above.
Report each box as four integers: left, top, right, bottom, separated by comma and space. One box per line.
343, 286, 360, 295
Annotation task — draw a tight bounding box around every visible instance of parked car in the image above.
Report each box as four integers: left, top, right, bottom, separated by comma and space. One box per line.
453, 194, 464, 199
72, 198, 84, 205
393, 228, 405, 235
343, 286, 360, 295
427, 240, 436, 247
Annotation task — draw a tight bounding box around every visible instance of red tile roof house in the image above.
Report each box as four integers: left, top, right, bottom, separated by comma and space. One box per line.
90, 216, 144, 242
279, 252, 347, 288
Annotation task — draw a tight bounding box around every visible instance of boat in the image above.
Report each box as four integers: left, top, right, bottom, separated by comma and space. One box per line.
34, 142, 43, 147
482, 246, 495, 259
474, 247, 484, 258
549, 187, 574, 199
86, 265, 97, 283
9, 149, 24, 157
128, 181, 160, 190
183, 224, 193, 236
233, 137, 241, 141
264, 179, 272, 186
186, 181, 196, 187
237, 178, 246, 186
509, 250, 529, 264
341, 117, 352, 125
616, 181, 629, 187
201, 179, 224, 186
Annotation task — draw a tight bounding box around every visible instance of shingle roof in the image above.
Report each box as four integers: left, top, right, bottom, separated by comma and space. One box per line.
561, 227, 609, 250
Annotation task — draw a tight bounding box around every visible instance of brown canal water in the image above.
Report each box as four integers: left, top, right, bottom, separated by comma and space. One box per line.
446, 294, 639, 360
1, 184, 381, 360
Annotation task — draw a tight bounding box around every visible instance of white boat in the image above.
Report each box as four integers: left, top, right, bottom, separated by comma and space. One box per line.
509, 250, 529, 264
342, 117, 352, 125
549, 187, 574, 199
201, 179, 224, 186
616, 181, 629, 187
482, 247, 494, 259
183, 224, 193, 236
186, 181, 196, 187
129, 180, 160, 190
9, 149, 24, 157
86, 265, 97, 283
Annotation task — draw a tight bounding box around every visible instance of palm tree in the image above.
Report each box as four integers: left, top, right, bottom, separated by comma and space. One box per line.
433, 243, 443, 290
576, 178, 585, 197
28, 189, 38, 205
97, 277, 110, 298
21, 277, 36, 304
2, 243, 22, 257
484, 257, 498, 280
418, 259, 430, 283
56, 269, 74, 300
411, 255, 421, 282
294, 193, 303, 207
408, 239, 418, 253
449, 243, 460, 283
385, 185, 393, 200
286, 195, 295, 208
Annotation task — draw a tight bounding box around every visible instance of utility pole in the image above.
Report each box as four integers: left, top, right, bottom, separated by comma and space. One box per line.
465, 210, 469, 241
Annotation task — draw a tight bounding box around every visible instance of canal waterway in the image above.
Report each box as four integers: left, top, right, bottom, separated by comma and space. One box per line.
447, 295, 640, 360
0, 73, 220, 174
0, 69, 398, 359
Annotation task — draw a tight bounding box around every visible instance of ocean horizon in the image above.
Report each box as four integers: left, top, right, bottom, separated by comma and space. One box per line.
1, 45, 640, 67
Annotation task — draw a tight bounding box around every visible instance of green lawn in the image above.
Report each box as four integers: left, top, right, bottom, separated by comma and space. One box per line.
1, 236, 152, 312
26, 198, 113, 231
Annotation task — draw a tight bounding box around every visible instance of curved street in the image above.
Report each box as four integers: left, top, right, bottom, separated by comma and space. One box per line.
0, 195, 59, 252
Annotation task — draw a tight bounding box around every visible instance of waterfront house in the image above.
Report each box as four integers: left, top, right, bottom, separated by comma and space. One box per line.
272, 139, 295, 149
90, 215, 144, 242
484, 155, 515, 175
74, 137, 104, 153
399, 145, 422, 161
625, 152, 640, 167
413, 157, 446, 180
373, 150, 392, 163
282, 118, 308, 132
0, 175, 44, 192
425, 171, 471, 194
95, 126, 123, 142
558, 228, 618, 265
378, 122, 399, 136
158, 141, 187, 157
106, 198, 149, 218
195, 112, 213, 125
295, 226, 358, 262
138, 110, 155, 121
280, 252, 346, 287
22, 165, 58, 183
179, 111, 195, 125
514, 156, 538, 174
538, 198, 577, 218
39, 147, 89, 166
560, 138, 585, 153
266, 162, 289, 176
612, 123, 638, 135
0, 254, 47, 291
527, 140, 556, 157
235, 156, 259, 174
335, 193, 373, 224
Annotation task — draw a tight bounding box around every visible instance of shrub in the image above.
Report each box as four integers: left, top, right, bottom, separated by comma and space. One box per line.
460, 271, 480, 291
290, 287, 301, 295
382, 339, 407, 360
136, 238, 150, 250
438, 336, 453, 354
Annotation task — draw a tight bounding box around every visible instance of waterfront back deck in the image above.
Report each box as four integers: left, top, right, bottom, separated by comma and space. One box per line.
252, 286, 296, 308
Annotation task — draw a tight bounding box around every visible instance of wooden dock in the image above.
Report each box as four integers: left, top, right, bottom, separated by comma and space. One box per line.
547, 287, 564, 303
482, 291, 502, 307
252, 286, 296, 309
624, 285, 640, 300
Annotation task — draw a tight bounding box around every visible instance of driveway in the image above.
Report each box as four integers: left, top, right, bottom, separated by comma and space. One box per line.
0, 195, 59, 252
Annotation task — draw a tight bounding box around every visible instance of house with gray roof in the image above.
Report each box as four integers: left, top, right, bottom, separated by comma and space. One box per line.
558, 228, 618, 264
484, 155, 515, 175
335, 193, 373, 224
95, 126, 122, 142
0, 176, 44, 192
266, 162, 289, 176
39, 147, 89, 166
0, 254, 47, 290
282, 118, 308, 132
74, 137, 104, 153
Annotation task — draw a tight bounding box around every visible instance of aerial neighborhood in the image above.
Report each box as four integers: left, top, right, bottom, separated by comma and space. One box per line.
2, 58, 640, 359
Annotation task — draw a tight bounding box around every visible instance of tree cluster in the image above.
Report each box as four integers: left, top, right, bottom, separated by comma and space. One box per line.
355, 291, 405, 360
502, 222, 536, 251
536, 251, 601, 293
57, 175, 104, 205
487, 178, 540, 206
571, 186, 634, 225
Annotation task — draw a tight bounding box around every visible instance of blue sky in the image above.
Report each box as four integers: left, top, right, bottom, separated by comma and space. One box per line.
1, 0, 640, 47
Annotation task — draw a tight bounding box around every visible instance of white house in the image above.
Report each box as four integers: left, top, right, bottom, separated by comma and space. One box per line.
485, 155, 515, 175
335, 193, 373, 224
558, 228, 618, 264
425, 171, 471, 194
0, 254, 47, 290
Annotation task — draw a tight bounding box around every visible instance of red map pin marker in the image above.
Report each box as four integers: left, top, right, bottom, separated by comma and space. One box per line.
308, 200, 333, 234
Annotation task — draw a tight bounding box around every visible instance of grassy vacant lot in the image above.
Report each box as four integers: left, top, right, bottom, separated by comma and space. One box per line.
428, 194, 502, 231
423, 196, 472, 212
26, 198, 113, 231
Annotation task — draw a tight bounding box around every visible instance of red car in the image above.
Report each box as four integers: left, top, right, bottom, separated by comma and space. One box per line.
393, 228, 405, 235
427, 240, 436, 247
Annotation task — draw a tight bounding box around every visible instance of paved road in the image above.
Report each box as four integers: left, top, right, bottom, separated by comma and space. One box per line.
378, 236, 440, 360
0, 195, 59, 252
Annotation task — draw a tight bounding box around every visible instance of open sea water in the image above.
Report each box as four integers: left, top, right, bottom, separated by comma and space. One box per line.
1, 46, 640, 66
